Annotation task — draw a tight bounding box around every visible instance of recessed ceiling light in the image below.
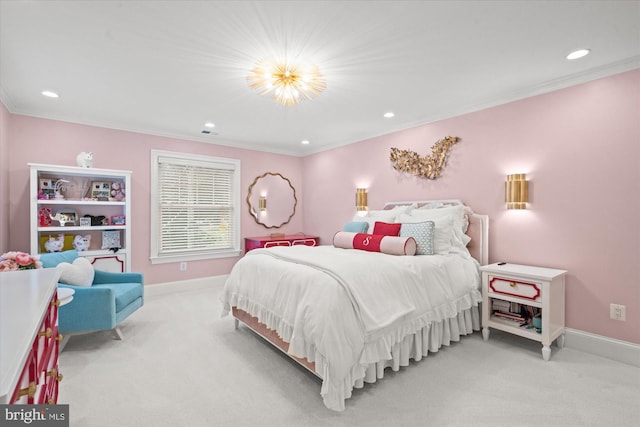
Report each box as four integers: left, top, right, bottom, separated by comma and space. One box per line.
204, 122, 215, 128
384, 112, 395, 118
301, 140, 310, 145
566, 49, 590, 60
41, 90, 59, 98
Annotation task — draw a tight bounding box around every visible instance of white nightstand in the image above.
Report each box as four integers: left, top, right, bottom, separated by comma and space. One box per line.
481, 263, 567, 361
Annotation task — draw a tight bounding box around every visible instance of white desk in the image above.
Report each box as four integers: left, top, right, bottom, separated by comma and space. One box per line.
0, 268, 61, 403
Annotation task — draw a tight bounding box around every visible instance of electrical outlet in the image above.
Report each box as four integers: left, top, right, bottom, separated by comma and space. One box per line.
180, 262, 187, 271
610, 304, 626, 321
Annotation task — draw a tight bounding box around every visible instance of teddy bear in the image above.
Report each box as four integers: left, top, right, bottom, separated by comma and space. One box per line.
44, 234, 65, 252
110, 182, 125, 201
72, 235, 91, 251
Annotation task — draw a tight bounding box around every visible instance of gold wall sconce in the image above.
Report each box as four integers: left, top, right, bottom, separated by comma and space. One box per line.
506, 174, 528, 209
356, 188, 368, 211
259, 196, 267, 212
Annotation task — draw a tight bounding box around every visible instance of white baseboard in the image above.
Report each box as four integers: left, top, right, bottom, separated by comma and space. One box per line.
565, 328, 640, 367
145, 275, 228, 297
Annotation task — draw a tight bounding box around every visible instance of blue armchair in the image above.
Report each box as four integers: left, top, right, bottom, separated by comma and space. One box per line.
39, 250, 144, 345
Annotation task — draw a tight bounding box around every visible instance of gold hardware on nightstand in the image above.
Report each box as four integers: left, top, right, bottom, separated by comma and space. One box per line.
509, 281, 516, 288
51, 299, 60, 307
18, 382, 37, 398
38, 327, 52, 338
56, 333, 63, 342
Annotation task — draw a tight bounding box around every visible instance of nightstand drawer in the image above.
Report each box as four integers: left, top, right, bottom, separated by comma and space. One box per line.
488, 277, 541, 302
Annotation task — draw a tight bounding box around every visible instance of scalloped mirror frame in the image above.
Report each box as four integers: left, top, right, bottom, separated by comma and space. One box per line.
247, 172, 297, 229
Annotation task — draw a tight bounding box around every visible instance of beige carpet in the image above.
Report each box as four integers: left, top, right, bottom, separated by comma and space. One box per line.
58, 280, 640, 427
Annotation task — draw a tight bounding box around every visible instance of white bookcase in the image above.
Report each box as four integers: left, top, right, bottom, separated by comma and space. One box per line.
29, 163, 131, 272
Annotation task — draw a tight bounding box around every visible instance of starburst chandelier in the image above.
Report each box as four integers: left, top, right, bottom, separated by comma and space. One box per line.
247, 58, 326, 106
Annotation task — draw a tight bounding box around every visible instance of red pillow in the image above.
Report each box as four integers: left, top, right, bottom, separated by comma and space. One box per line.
372, 221, 401, 236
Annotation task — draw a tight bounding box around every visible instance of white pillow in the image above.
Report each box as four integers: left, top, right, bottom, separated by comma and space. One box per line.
57, 257, 95, 287
408, 204, 471, 247
409, 204, 468, 232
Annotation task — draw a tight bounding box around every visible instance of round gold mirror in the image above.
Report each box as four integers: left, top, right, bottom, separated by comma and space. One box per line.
247, 172, 297, 229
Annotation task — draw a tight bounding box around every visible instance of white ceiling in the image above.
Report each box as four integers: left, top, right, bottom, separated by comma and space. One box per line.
1, 1, 639, 156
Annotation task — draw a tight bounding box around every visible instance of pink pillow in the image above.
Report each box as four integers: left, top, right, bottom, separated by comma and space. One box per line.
372, 221, 401, 236
333, 232, 416, 256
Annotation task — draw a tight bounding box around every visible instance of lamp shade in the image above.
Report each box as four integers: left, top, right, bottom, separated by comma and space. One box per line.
356, 188, 368, 211
506, 174, 528, 209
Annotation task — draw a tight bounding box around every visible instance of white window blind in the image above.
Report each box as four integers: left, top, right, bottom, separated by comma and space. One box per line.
151, 151, 240, 263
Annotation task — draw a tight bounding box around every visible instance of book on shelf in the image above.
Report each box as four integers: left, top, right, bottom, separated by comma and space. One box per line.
493, 311, 524, 322
492, 300, 511, 312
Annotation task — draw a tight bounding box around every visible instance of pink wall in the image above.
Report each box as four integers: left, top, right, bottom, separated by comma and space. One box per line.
302, 70, 640, 344
5, 116, 304, 285
0, 102, 9, 251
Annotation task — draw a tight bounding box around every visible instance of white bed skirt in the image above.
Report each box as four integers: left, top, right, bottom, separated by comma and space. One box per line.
231, 300, 481, 411
305, 304, 480, 410
356, 305, 480, 387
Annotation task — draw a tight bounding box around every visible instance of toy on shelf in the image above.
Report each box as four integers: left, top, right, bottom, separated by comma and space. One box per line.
109, 182, 126, 201
44, 234, 65, 253
76, 151, 94, 168
72, 235, 91, 251
83, 214, 108, 226
50, 210, 78, 226
38, 207, 53, 227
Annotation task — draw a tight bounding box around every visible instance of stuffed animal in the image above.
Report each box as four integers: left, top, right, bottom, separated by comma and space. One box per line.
110, 182, 125, 201
76, 151, 94, 168
44, 234, 65, 253
72, 235, 91, 251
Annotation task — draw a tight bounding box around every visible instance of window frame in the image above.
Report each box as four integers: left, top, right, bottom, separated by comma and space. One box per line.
150, 149, 241, 264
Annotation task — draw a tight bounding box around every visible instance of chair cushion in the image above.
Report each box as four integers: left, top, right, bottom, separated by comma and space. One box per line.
93, 282, 143, 312
39, 250, 79, 268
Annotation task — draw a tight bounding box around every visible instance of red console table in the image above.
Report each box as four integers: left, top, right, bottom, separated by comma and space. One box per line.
245, 234, 319, 253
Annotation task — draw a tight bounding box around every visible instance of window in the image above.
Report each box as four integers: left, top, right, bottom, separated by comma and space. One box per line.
150, 150, 241, 264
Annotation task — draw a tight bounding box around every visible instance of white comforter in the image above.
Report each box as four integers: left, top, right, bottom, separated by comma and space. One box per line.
221, 245, 481, 411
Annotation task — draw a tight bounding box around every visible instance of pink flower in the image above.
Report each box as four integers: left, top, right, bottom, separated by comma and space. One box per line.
0, 259, 17, 271
15, 252, 33, 266
0, 251, 42, 271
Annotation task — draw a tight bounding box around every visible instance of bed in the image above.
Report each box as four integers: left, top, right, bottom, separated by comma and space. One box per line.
221, 199, 488, 411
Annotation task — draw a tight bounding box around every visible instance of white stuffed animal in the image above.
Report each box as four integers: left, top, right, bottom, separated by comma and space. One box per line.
44, 234, 65, 252
76, 152, 94, 168
72, 235, 91, 251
